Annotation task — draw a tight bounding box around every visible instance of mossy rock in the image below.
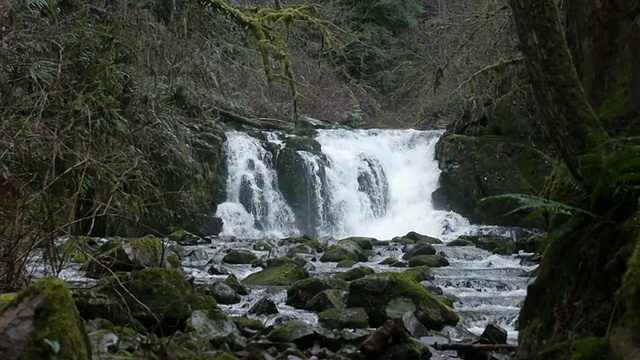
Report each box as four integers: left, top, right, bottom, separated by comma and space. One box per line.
76, 268, 217, 332
287, 277, 348, 310
403, 266, 433, 283
168, 229, 206, 246
265, 256, 307, 269
379, 257, 399, 266
433, 134, 550, 228
83, 235, 178, 278
336, 266, 375, 281
447, 238, 474, 247
305, 290, 346, 312
184, 309, 239, 346
278, 235, 324, 252
339, 236, 375, 250
320, 245, 359, 263
242, 264, 309, 286
346, 272, 458, 329
408, 255, 449, 268
253, 240, 275, 251
337, 259, 357, 268
403, 232, 443, 245
267, 321, 315, 343
72, 252, 88, 263
0, 292, 17, 312
0, 277, 90, 359
318, 308, 369, 329
222, 250, 258, 264
231, 316, 265, 333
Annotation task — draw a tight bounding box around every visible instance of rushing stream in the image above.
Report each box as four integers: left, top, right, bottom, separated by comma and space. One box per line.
211, 129, 535, 342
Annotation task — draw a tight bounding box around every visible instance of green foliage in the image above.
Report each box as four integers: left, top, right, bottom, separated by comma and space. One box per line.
480, 193, 596, 218
344, 0, 425, 35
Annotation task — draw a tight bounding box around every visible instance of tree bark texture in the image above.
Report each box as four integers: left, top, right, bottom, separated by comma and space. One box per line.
565, 0, 640, 127
509, 0, 609, 184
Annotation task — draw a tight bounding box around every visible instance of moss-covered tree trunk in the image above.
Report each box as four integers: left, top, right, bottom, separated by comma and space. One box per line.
509, 0, 609, 184
565, 0, 640, 129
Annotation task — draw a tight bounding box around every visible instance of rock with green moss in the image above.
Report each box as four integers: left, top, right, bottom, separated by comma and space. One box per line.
305, 290, 346, 312
89, 326, 143, 356
83, 235, 179, 278
224, 274, 249, 295
408, 255, 449, 268
168, 229, 206, 246
346, 273, 458, 329
222, 250, 257, 264
404, 266, 433, 282
380, 257, 399, 266
231, 316, 265, 333
0, 277, 90, 359
340, 236, 375, 250
75, 268, 217, 332
321, 245, 359, 263
264, 255, 307, 269
319, 308, 369, 329
278, 235, 324, 252
287, 277, 348, 310
0, 292, 17, 312
248, 296, 279, 315
336, 266, 375, 282
403, 232, 443, 245
432, 134, 551, 228
267, 321, 315, 343
447, 238, 474, 247
337, 259, 357, 268
242, 264, 309, 286
402, 243, 436, 259
185, 309, 239, 346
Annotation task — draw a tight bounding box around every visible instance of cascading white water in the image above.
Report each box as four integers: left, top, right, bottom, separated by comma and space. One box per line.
217, 129, 471, 240
315, 129, 469, 239
215, 131, 297, 239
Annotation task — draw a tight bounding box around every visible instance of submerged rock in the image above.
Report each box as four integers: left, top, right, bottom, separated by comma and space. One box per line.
346, 273, 458, 329
0, 277, 90, 359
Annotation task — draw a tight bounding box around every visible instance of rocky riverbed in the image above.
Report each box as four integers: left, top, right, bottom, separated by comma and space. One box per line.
10, 228, 539, 359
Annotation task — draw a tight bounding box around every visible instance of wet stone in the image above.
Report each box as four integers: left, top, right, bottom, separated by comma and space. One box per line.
248, 296, 279, 315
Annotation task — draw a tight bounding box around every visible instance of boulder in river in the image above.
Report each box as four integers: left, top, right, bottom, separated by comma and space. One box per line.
456, 235, 518, 255
319, 308, 369, 329
402, 243, 437, 259
242, 263, 309, 286
346, 272, 459, 329
287, 277, 348, 310
222, 249, 258, 264
408, 254, 450, 268
305, 290, 346, 312
248, 296, 279, 315
335, 266, 375, 282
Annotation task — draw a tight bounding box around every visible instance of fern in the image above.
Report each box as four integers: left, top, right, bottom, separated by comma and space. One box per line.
479, 193, 596, 218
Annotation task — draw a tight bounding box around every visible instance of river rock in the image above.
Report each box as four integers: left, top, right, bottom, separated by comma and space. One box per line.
249, 296, 279, 315
185, 309, 239, 346
340, 236, 375, 250
335, 266, 375, 282
83, 235, 180, 278
168, 229, 206, 245
267, 320, 316, 344
89, 326, 143, 356
222, 250, 258, 264
224, 274, 249, 295
404, 231, 443, 244
401, 311, 430, 338
479, 323, 508, 344
265, 255, 307, 268
420, 281, 444, 296
278, 235, 324, 252
253, 240, 275, 251
319, 308, 369, 329
408, 254, 450, 268
402, 243, 437, 259
0, 277, 91, 359
320, 244, 359, 263
380, 257, 399, 266
287, 277, 348, 309
208, 282, 241, 305
305, 290, 346, 312
242, 264, 309, 286
346, 273, 459, 329
75, 268, 218, 332
447, 238, 475, 247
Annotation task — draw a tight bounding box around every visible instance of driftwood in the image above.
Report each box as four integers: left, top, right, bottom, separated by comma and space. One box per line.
214, 107, 293, 130
434, 343, 519, 352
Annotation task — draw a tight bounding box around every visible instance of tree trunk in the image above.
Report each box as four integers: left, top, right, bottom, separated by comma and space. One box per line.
509, 0, 609, 184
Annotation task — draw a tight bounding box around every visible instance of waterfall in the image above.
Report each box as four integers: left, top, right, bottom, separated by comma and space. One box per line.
216, 129, 470, 240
